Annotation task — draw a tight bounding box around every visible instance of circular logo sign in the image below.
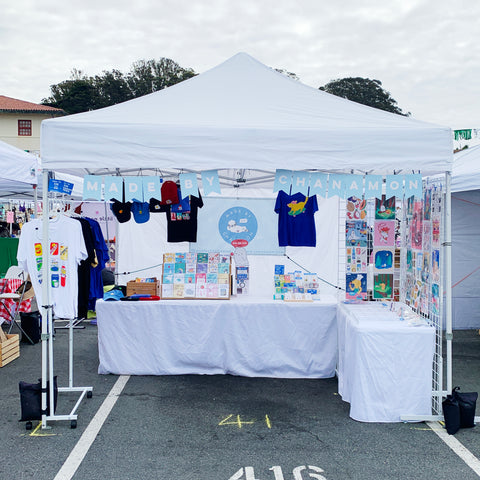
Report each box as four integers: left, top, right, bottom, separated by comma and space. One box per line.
218, 207, 257, 247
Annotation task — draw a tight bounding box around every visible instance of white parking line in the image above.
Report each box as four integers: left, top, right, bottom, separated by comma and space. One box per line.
54, 375, 130, 480
427, 421, 480, 477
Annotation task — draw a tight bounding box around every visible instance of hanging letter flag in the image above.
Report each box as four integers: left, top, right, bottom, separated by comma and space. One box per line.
273, 169, 293, 193
180, 173, 198, 198
365, 175, 383, 199
345, 175, 363, 198
142, 176, 162, 200
404, 174, 423, 198
202, 170, 221, 196
386, 175, 403, 199
83, 175, 102, 201
291, 171, 310, 195
309, 172, 328, 197
328, 174, 349, 198
124, 177, 144, 202
104, 176, 123, 201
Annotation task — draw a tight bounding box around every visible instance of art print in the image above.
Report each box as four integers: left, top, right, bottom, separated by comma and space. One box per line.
373, 274, 393, 299
346, 196, 367, 220
345, 273, 367, 301
373, 220, 395, 247
432, 249, 440, 282
345, 220, 368, 247
411, 201, 423, 250
432, 219, 440, 247
431, 189, 442, 217
423, 221, 432, 251
423, 188, 431, 221
375, 196, 395, 220
346, 246, 367, 274
432, 283, 440, 316
373, 248, 394, 273
407, 195, 415, 217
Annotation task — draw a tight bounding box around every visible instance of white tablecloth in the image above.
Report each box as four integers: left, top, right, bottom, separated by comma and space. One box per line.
337, 303, 435, 422
96, 295, 338, 378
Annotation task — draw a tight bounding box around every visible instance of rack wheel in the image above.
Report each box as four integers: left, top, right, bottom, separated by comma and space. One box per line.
26, 421, 32, 431
87, 391, 93, 399
70, 420, 77, 429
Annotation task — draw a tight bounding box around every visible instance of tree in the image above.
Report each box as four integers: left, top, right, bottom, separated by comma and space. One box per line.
319, 77, 409, 116
42, 58, 196, 114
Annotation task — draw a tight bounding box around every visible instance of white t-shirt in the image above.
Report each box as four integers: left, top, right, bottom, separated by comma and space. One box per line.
17, 216, 88, 319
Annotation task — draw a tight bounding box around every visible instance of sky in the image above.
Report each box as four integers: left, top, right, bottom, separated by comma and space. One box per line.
1, 0, 479, 135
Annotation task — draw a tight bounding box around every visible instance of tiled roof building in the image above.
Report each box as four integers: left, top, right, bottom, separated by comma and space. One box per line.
0, 95, 66, 153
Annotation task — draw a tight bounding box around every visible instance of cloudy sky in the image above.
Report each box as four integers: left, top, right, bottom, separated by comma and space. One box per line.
1, 0, 479, 131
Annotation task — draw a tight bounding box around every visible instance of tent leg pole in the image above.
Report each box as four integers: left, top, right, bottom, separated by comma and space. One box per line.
41, 171, 51, 429
445, 172, 453, 394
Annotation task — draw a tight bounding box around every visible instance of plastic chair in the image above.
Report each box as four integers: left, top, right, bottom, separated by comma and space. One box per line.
0, 266, 35, 344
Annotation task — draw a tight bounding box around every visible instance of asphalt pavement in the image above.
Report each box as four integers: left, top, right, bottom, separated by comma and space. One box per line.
1, 322, 480, 480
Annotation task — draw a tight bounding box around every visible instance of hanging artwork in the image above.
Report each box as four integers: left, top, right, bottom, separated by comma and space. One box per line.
346, 246, 367, 274
423, 188, 432, 221
423, 221, 432, 251
375, 196, 395, 220
373, 248, 395, 273
411, 201, 423, 250
345, 220, 368, 247
373, 274, 393, 299
373, 220, 395, 247
346, 273, 367, 301
432, 250, 440, 282
432, 219, 440, 247
432, 283, 440, 315
346, 196, 366, 220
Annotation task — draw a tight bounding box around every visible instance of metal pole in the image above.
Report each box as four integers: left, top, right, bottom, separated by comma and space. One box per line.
41, 172, 50, 428
444, 171, 453, 394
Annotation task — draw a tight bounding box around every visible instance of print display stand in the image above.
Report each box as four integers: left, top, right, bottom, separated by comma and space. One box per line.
38, 174, 92, 430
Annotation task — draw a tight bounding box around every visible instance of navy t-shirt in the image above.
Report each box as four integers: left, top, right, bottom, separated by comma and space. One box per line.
274, 190, 318, 247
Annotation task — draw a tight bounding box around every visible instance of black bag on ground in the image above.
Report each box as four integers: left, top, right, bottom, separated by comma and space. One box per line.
19, 377, 58, 422
453, 386, 478, 429
442, 393, 461, 435
20, 311, 41, 344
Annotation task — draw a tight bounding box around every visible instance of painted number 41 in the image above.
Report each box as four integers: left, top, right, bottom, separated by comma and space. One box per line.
229, 465, 327, 480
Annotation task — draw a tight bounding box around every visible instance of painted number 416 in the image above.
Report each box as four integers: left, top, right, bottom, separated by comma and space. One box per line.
229, 465, 327, 480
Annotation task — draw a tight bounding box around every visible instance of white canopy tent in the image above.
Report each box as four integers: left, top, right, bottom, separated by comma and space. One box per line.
38, 53, 454, 426
448, 146, 480, 329
0, 140, 37, 198
41, 52, 452, 175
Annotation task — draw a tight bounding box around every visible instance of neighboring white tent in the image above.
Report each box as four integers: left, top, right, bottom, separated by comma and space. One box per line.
449, 146, 480, 329
41, 52, 452, 176
0, 140, 37, 198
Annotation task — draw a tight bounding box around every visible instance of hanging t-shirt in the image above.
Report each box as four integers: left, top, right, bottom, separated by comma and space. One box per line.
17, 216, 88, 319
274, 190, 318, 247
165, 192, 203, 243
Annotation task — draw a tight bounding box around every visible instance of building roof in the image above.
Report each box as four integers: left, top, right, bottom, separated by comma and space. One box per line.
0, 95, 65, 114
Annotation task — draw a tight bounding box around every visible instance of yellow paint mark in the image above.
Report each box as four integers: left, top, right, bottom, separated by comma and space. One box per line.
28, 422, 57, 437
265, 415, 272, 429
218, 414, 255, 429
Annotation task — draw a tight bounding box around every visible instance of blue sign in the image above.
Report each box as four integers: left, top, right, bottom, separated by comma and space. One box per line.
49, 178, 74, 195
218, 206, 258, 247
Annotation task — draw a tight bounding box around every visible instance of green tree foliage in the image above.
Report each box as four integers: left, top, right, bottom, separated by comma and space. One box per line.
319, 77, 409, 116
42, 58, 196, 114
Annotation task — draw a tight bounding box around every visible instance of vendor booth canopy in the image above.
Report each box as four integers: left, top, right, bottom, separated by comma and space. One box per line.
0, 140, 83, 199
448, 145, 480, 329
0, 140, 37, 197
41, 52, 452, 176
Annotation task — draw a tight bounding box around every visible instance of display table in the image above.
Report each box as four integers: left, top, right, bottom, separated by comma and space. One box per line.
337, 302, 435, 422
96, 295, 338, 378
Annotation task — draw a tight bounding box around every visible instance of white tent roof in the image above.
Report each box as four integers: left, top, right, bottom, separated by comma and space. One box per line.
0, 140, 37, 196
451, 145, 480, 192
41, 52, 452, 176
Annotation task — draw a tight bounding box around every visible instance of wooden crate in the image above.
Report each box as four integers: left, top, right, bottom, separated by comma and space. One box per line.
126, 280, 160, 297
0, 334, 20, 367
